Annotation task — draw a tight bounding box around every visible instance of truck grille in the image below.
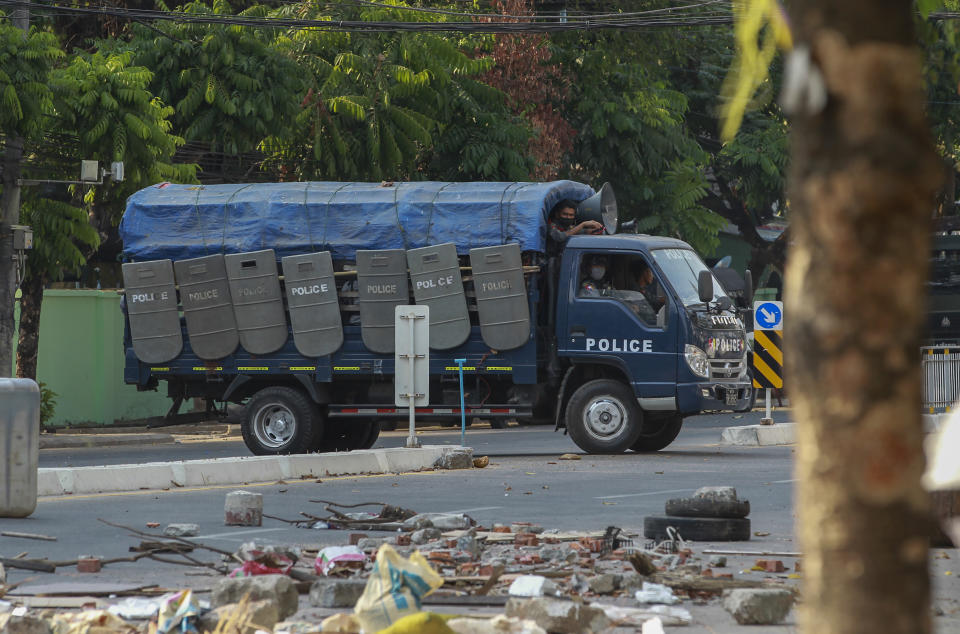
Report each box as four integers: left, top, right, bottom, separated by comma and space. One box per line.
709, 357, 744, 382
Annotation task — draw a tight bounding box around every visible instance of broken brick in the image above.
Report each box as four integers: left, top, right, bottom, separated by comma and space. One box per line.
492, 526, 512, 534
349, 533, 368, 546
459, 562, 479, 575
77, 557, 101, 573
395, 534, 412, 546
794, 560, 802, 573
701, 568, 713, 577
515, 533, 539, 548
754, 559, 786, 573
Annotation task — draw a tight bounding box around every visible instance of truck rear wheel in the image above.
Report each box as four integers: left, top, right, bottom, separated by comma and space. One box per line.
242, 386, 318, 455
631, 413, 683, 452
565, 379, 643, 454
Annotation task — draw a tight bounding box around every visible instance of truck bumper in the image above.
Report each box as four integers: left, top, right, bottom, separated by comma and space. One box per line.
678, 382, 752, 413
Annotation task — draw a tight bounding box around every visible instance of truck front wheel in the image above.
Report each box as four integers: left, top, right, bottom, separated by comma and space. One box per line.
565, 379, 643, 454
242, 386, 318, 455
631, 413, 683, 452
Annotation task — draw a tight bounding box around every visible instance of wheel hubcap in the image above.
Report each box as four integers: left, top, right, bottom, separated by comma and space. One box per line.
253, 403, 296, 448
584, 397, 626, 439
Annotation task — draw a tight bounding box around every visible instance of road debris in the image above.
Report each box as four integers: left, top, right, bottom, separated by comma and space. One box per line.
225, 490, 264, 526
0, 495, 805, 633
0, 531, 57, 542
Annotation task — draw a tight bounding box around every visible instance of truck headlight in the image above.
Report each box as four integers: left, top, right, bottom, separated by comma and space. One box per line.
685, 344, 709, 378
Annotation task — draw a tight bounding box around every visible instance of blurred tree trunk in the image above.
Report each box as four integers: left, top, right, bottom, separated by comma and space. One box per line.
785, 2, 941, 633
15, 268, 45, 380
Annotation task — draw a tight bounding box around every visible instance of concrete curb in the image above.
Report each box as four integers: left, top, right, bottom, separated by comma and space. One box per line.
720, 423, 795, 447
36, 445, 465, 496
39, 433, 177, 449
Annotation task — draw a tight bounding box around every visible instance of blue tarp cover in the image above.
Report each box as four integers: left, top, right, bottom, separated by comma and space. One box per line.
119, 180, 595, 261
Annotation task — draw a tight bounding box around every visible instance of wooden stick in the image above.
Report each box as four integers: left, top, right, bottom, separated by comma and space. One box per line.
1, 531, 57, 542
475, 565, 505, 596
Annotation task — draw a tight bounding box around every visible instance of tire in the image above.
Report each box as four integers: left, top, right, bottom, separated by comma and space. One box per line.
360, 420, 381, 449
631, 413, 684, 452
665, 497, 751, 519
565, 379, 643, 454
643, 515, 751, 542
315, 420, 378, 452
242, 386, 319, 455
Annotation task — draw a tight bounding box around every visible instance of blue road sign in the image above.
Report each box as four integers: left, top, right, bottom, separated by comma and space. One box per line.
754, 301, 783, 331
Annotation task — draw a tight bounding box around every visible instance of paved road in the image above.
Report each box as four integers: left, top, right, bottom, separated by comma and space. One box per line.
9, 411, 799, 589
9, 409, 958, 633
38, 409, 791, 467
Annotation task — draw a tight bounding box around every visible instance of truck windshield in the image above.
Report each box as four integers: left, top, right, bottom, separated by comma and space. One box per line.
651, 248, 727, 307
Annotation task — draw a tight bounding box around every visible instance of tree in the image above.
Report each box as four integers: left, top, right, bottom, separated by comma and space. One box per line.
122, 0, 304, 178
479, 0, 575, 180
783, 1, 941, 631
0, 15, 62, 377
265, 0, 531, 182
553, 32, 726, 254
15, 50, 195, 380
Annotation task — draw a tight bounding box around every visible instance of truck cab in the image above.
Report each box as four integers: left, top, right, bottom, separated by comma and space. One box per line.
552, 234, 751, 453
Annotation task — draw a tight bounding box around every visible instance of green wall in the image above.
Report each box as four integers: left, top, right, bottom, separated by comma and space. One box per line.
14, 289, 172, 426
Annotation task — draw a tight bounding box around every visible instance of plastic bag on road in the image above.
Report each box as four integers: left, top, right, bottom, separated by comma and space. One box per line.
354, 543, 443, 633
315, 545, 366, 576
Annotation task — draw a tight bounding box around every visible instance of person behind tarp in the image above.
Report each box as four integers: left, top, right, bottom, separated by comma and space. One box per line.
579, 255, 614, 297
547, 199, 604, 249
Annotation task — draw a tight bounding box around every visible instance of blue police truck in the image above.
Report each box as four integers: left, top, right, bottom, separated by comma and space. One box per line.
119, 180, 752, 455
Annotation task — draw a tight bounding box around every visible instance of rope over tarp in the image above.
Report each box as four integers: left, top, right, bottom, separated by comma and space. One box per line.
119, 180, 596, 262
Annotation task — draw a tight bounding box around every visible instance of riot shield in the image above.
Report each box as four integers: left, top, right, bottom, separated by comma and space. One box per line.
407, 243, 470, 350
469, 244, 530, 350
121, 259, 183, 364
356, 249, 409, 353
224, 250, 288, 355
281, 251, 343, 357
174, 254, 239, 360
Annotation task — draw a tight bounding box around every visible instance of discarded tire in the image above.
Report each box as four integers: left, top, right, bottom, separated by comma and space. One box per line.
664, 497, 750, 519
643, 515, 751, 542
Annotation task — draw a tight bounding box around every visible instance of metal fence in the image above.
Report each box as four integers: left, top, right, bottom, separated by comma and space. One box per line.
922, 346, 960, 412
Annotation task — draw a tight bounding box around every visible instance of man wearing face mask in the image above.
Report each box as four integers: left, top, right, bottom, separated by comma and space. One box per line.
579, 255, 613, 297
548, 200, 604, 245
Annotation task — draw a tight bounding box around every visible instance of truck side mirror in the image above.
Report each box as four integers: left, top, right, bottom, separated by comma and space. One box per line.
743, 269, 754, 306
698, 270, 714, 303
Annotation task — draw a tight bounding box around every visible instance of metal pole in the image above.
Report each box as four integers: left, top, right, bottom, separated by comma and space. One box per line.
405, 314, 421, 448
764, 388, 772, 424
455, 358, 466, 447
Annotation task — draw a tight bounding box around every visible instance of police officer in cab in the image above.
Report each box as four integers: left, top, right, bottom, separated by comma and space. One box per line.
579, 255, 613, 297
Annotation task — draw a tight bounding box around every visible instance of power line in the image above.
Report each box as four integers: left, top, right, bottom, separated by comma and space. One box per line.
0, 0, 735, 33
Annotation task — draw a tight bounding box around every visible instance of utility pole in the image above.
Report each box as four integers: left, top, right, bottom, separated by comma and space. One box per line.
0, 0, 29, 378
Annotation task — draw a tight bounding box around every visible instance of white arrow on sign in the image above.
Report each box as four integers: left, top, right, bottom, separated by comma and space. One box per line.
760, 307, 775, 322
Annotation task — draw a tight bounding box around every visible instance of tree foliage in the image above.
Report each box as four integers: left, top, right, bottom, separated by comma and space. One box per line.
479, 0, 575, 180
0, 20, 62, 138
123, 0, 304, 157
265, 0, 530, 182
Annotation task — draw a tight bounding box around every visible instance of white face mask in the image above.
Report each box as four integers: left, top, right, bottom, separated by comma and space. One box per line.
590, 266, 606, 281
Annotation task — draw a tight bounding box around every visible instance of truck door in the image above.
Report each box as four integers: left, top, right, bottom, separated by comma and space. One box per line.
557, 251, 679, 408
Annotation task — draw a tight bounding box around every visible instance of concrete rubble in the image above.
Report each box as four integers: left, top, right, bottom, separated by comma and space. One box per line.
0, 496, 805, 633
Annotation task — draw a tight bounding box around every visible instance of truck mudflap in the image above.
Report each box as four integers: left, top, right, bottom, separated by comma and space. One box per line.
174, 254, 240, 360
469, 244, 530, 351
407, 242, 470, 350
356, 249, 409, 354
282, 251, 343, 357
225, 249, 288, 355
327, 405, 530, 418
122, 259, 183, 364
